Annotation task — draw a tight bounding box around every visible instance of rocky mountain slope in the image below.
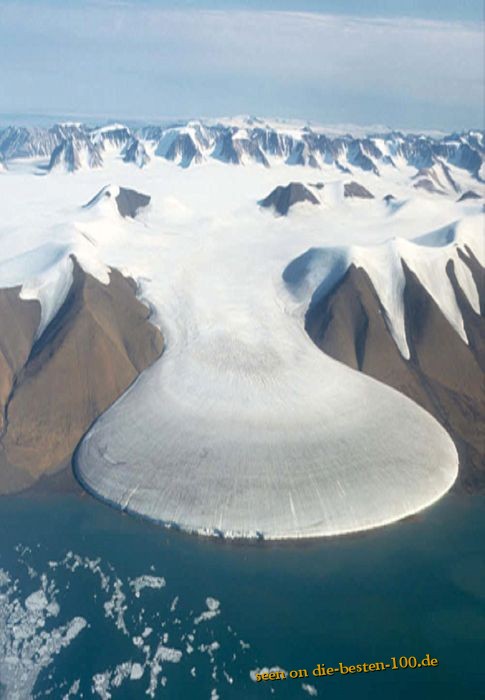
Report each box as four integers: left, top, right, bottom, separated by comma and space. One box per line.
285, 219, 484, 491
0, 259, 163, 494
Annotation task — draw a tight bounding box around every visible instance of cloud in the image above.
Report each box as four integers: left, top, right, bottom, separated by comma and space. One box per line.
0, 3, 482, 128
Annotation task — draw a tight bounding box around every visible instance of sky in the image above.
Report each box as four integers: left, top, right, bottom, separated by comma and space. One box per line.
0, 0, 483, 130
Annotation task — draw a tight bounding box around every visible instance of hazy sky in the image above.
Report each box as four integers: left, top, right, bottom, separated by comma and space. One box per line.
0, 0, 483, 130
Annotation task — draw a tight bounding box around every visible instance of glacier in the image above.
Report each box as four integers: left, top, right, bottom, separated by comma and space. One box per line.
1, 120, 483, 538
76, 319, 458, 538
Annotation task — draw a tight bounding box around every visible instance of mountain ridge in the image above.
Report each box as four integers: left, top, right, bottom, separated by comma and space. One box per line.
1, 120, 483, 182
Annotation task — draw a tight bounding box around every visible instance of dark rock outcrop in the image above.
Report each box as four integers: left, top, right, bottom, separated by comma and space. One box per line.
458, 190, 482, 202
83, 186, 151, 218
115, 188, 151, 218
122, 138, 150, 168
413, 178, 446, 195
259, 182, 320, 215
344, 181, 374, 199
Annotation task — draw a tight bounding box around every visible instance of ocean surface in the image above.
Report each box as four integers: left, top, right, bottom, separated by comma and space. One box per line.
0, 488, 483, 699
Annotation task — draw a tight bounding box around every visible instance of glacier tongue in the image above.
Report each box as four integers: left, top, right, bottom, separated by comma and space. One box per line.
76, 289, 458, 539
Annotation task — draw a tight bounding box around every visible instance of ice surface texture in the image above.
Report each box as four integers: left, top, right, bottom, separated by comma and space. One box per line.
75, 313, 458, 538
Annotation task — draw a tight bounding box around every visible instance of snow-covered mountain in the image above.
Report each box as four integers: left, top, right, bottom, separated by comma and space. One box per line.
155, 128, 205, 168
0, 126, 57, 159
48, 136, 103, 172
90, 123, 132, 150
1, 118, 483, 184
284, 216, 482, 360
0, 123, 84, 159
84, 185, 151, 218
122, 138, 150, 168
211, 129, 270, 167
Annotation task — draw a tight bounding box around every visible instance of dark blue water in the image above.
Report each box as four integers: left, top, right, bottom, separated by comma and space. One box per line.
0, 490, 484, 699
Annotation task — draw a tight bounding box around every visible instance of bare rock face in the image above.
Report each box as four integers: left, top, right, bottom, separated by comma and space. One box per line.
343, 181, 374, 199
457, 190, 482, 202
305, 254, 485, 492
122, 138, 150, 168
0, 259, 163, 494
83, 186, 151, 218
413, 178, 446, 195
0, 289, 40, 434
115, 187, 151, 218
259, 182, 320, 215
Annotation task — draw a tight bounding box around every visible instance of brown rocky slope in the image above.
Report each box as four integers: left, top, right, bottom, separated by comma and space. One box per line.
306, 248, 484, 492
0, 257, 163, 494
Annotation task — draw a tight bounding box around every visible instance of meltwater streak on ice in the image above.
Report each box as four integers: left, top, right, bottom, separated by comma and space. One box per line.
73, 176, 464, 539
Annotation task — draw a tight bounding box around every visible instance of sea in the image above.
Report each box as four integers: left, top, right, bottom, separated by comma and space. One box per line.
0, 488, 483, 699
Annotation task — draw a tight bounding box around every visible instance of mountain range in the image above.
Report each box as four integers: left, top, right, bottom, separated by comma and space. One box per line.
0, 119, 483, 181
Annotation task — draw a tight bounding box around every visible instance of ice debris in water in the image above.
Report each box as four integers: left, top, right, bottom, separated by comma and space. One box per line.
0, 567, 87, 700
2, 547, 259, 698
194, 597, 221, 624
129, 575, 166, 598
